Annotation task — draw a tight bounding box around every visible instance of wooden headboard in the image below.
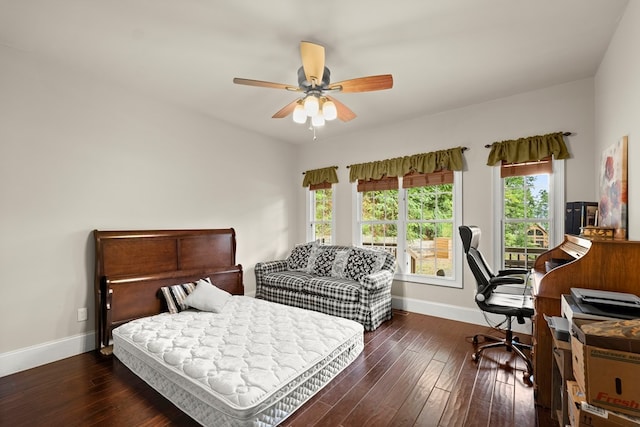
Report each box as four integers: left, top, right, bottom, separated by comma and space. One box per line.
94, 228, 244, 353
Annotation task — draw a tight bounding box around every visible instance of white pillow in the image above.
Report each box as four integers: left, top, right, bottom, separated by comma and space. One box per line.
184, 278, 231, 313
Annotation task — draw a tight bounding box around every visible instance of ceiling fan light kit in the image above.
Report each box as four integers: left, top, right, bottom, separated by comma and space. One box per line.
233, 41, 393, 138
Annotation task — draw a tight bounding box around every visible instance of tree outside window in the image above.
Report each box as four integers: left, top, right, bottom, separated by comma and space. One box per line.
406, 184, 454, 277
360, 188, 398, 254
359, 179, 457, 280
310, 188, 333, 243
502, 175, 549, 269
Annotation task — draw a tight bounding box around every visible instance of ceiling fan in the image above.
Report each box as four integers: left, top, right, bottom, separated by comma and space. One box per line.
233, 41, 393, 128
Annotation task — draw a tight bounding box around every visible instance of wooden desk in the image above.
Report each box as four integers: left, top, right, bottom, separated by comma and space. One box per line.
531, 234, 640, 409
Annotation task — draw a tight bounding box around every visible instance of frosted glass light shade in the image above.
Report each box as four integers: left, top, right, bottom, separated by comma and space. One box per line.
304, 95, 319, 116
322, 100, 337, 120
311, 114, 325, 127
292, 104, 306, 124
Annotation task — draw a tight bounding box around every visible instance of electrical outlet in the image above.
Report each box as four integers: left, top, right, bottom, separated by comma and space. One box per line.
77, 307, 88, 322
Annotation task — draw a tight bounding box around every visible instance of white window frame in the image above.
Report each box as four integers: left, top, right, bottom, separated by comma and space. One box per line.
306, 185, 336, 243
352, 171, 463, 288
492, 160, 565, 271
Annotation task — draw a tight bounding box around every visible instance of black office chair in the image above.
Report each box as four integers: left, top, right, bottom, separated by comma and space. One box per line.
459, 225, 534, 384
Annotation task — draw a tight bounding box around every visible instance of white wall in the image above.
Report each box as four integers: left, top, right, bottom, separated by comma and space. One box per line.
4, 1, 639, 374
0, 47, 298, 366
595, 1, 639, 240
298, 79, 597, 318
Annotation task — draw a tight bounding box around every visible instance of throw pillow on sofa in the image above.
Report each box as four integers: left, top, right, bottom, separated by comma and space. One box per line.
343, 247, 387, 282
330, 250, 350, 278
308, 246, 342, 276
286, 241, 317, 271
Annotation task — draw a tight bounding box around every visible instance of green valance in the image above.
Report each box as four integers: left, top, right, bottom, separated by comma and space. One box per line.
302, 166, 339, 187
486, 132, 570, 166
348, 147, 464, 182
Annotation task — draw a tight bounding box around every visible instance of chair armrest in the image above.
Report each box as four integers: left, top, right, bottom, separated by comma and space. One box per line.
497, 268, 529, 276
489, 275, 524, 286
360, 270, 394, 292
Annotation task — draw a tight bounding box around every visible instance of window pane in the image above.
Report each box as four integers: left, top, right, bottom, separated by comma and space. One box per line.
405, 222, 454, 278
314, 189, 332, 221
504, 175, 548, 219
502, 171, 550, 270
361, 190, 399, 221
435, 192, 453, 219
503, 221, 549, 269
382, 190, 399, 220
404, 181, 455, 279
357, 172, 461, 285
314, 223, 332, 244
361, 223, 398, 247
310, 188, 333, 243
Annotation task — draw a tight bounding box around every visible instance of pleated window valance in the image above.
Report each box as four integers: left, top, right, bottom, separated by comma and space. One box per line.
302, 166, 339, 189
348, 146, 465, 183
486, 132, 570, 166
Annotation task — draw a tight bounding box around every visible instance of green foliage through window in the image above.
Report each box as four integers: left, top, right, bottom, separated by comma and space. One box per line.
311, 188, 332, 243
360, 182, 455, 278
502, 174, 550, 269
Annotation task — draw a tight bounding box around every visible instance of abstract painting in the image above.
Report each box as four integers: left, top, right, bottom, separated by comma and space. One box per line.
598, 136, 628, 239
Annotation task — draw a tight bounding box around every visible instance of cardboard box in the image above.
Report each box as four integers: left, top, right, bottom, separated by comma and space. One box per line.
572, 320, 640, 418
572, 319, 640, 354
568, 381, 640, 427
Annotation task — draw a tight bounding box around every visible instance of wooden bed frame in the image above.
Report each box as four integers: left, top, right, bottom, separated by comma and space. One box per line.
93, 228, 244, 353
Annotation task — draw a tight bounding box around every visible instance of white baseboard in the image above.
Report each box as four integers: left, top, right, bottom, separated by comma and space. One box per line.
0, 331, 96, 377
391, 295, 532, 335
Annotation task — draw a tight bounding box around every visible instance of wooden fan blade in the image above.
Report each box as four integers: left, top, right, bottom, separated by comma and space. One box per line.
300, 41, 325, 86
272, 99, 300, 119
326, 96, 356, 122
328, 74, 393, 93
233, 78, 300, 91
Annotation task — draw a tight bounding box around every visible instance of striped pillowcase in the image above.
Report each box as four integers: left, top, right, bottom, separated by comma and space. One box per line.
160, 282, 197, 314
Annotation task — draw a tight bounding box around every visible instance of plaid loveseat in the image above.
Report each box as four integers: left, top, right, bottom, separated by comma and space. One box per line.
255, 243, 396, 331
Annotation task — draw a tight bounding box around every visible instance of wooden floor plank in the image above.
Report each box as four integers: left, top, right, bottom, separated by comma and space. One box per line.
0, 310, 556, 427
414, 386, 450, 427
388, 358, 446, 426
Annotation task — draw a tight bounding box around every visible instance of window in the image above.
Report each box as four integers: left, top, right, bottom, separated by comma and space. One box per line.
493, 158, 565, 270
358, 176, 399, 257
307, 185, 335, 243
354, 171, 463, 287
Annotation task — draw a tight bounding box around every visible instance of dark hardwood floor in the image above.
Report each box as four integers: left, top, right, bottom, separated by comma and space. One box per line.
0, 310, 555, 426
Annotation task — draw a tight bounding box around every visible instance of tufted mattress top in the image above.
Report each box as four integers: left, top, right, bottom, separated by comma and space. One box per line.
112, 296, 364, 426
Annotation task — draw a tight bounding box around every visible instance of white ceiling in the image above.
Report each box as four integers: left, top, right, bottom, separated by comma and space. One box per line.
0, 0, 629, 144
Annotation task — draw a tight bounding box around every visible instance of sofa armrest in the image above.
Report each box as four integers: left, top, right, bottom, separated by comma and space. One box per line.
254, 260, 288, 288
255, 260, 288, 274
360, 269, 394, 292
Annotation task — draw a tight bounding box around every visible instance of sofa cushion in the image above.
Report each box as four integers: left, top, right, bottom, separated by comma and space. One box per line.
262, 271, 312, 292
343, 247, 387, 282
305, 276, 360, 303
286, 242, 317, 272
308, 246, 347, 277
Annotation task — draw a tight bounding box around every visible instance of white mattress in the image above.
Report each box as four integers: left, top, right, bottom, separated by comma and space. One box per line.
112, 295, 364, 426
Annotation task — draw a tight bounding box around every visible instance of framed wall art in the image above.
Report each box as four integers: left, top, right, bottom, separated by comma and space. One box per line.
598, 135, 628, 239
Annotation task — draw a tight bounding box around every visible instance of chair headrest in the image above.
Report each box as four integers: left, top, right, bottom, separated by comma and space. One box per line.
459, 225, 481, 253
